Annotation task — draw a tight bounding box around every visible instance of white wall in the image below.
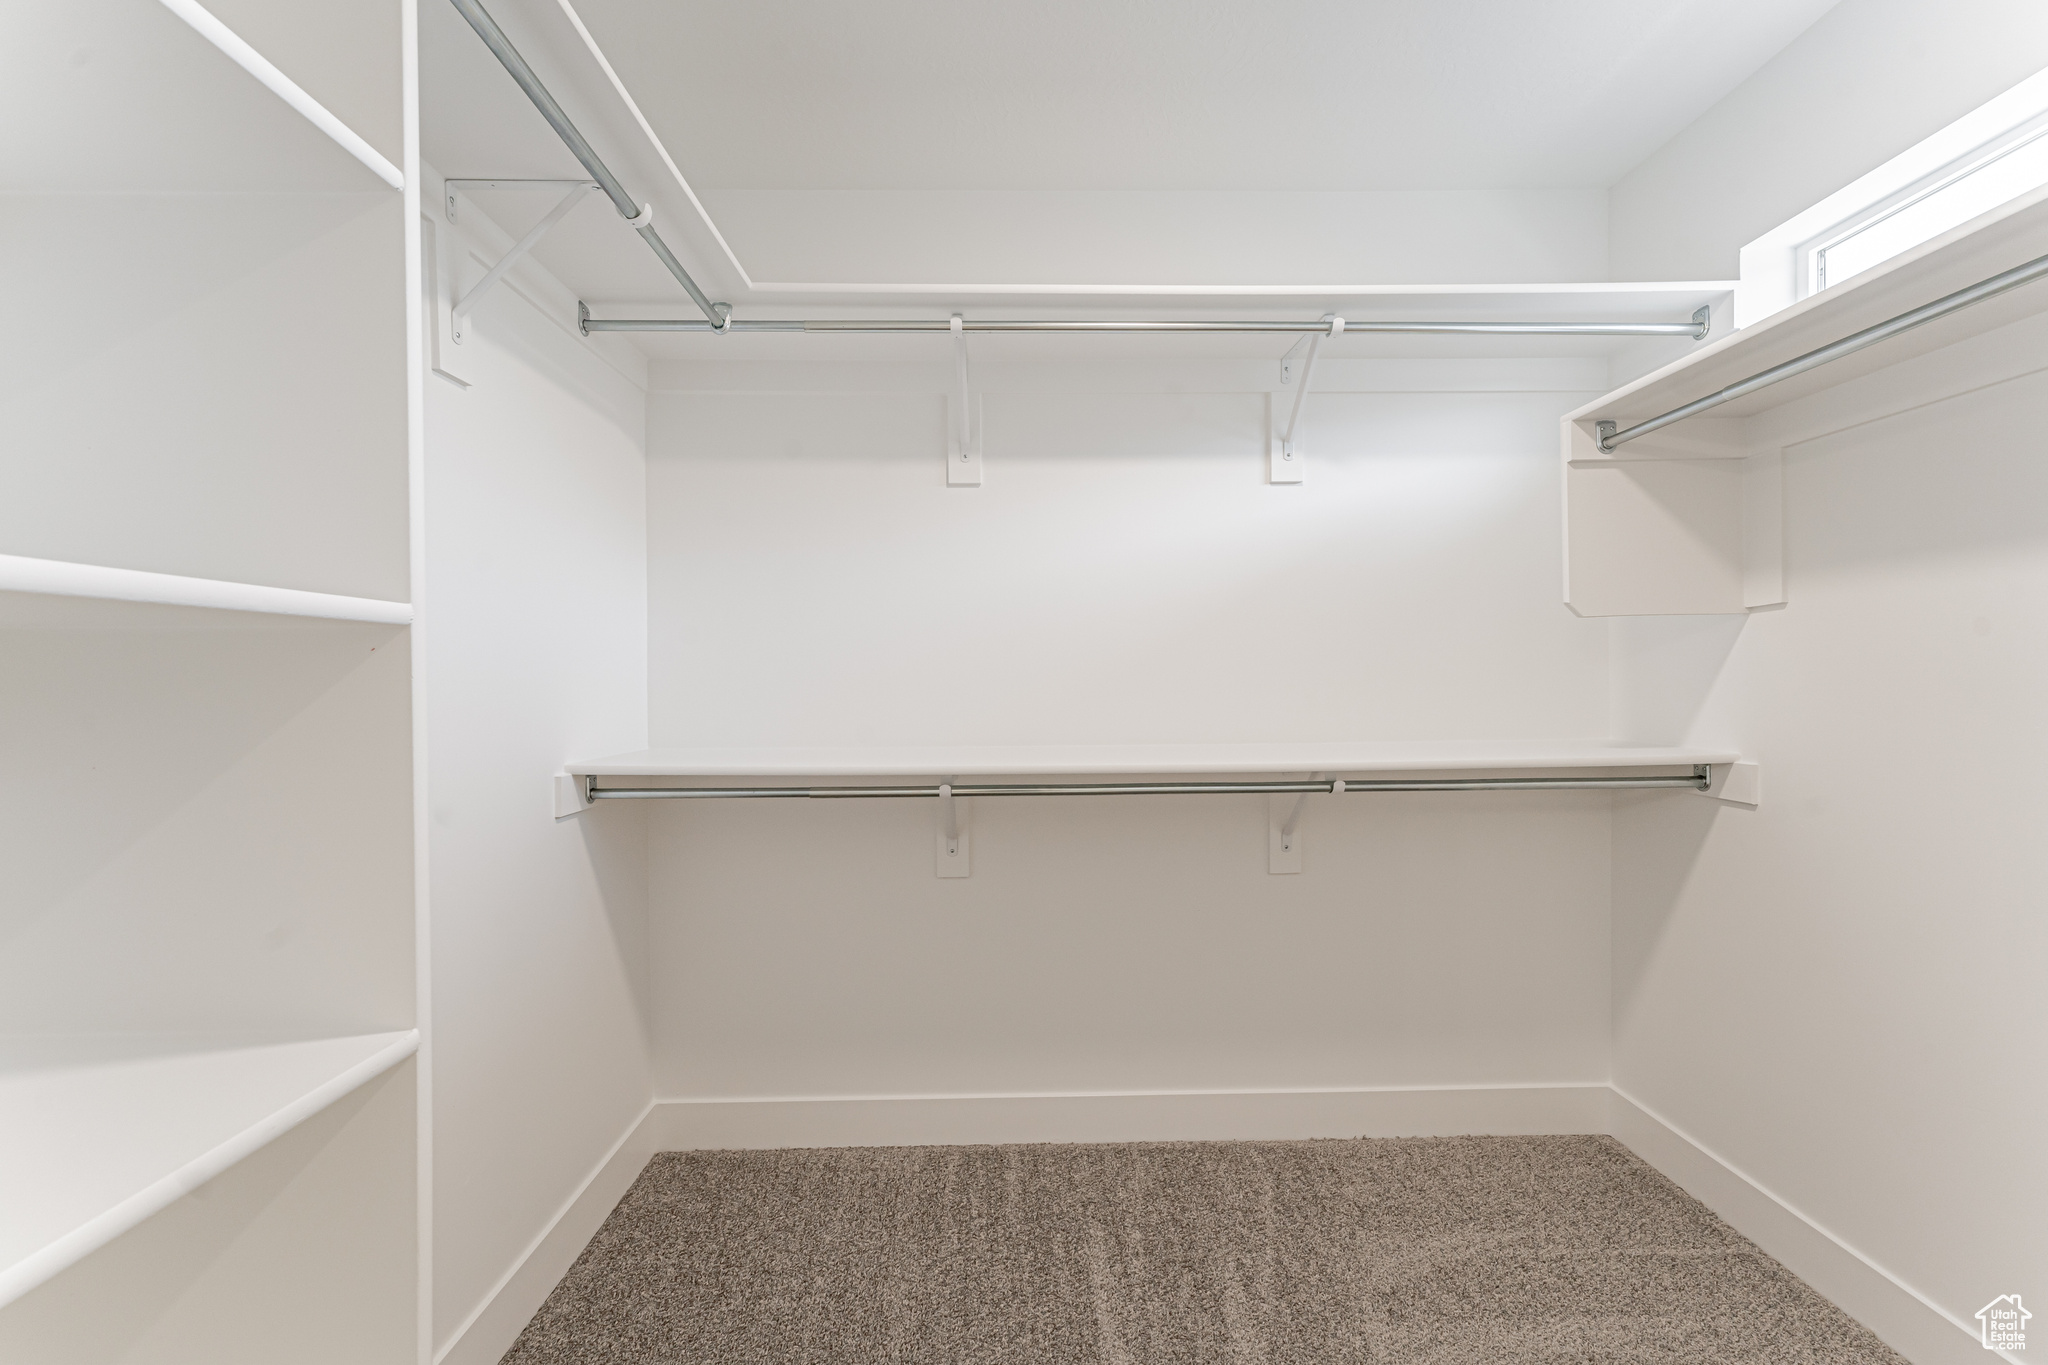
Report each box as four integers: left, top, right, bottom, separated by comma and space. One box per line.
0, 193, 409, 599
1609, 344, 2048, 1348
422, 254, 651, 1356
642, 356, 1621, 1101
697, 190, 1609, 286
1609, 0, 2048, 282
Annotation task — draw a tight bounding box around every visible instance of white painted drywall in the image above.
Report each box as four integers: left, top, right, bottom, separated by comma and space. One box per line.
696, 189, 1609, 286
422, 259, 652, 1355
1610, 357, 2048, 1346
1609, 0, 2048, 282
0, 193, 409, 599
641, 357, 1621, 1100
0, 608, 414, 1040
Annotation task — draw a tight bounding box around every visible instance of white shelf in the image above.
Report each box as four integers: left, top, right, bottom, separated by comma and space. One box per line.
0, 555, 412, 628
1560, 186, 2048, 617
1565, 185, 2048, 459
0, 1030, 418, 1308
9, 0, 397, 193
606, 281, 1737, 362
570, 741, 1737, 779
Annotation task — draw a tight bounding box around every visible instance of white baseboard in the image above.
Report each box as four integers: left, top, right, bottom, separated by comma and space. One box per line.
643, 1082, 1611, 1150
440, 1084, 1994, 1365
434, 1102, 659, 1365
1605, 1087, 1994, 1365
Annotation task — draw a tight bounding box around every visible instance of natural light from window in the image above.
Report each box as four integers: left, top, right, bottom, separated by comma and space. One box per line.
1811, 121, 2048, 291
1739, 66, 2048, 328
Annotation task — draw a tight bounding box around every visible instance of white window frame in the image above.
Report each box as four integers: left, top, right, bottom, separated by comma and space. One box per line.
1737, 65, 2048, 328
1797, 110, 2048, 296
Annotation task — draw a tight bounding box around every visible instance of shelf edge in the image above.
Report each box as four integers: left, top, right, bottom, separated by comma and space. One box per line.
568, 747, 1742, 778
1564, 184, 2048, 429
157, 0, 404, 191
0, 555, 412, 626
0, 1029, 419, 1309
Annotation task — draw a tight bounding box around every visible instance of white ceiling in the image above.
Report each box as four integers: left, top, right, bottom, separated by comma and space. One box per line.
563, 0, 1838, 192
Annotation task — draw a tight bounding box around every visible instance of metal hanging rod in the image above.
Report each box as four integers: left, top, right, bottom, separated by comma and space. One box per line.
575, 306, 1714, 339
585, 768, 1710, 800
445, 0, 1712, 347
1597, 249, 2048, 451
445, 0, 729, 329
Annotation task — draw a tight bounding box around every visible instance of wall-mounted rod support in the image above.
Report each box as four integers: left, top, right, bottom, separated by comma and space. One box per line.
1277, 773, 1340, 854
587, 768, 1711, 799
444, 0, 728, 329
1281, 316, 1342, 463
1597, 252, 2048, 450
453, 182, 595, 326
576, 315, 1713, 336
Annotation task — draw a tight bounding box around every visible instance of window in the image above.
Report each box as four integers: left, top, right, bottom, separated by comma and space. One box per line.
1737, 65, 2048, 328
1803, 115, 2048, 294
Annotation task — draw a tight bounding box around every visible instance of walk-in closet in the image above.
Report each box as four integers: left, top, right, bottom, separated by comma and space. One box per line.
3, 1, 2042, 1361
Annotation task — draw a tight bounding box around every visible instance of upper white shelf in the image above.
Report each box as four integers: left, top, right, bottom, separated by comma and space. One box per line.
7, 0, 398, 193
593, 281, 1738, 362
1566, 184, 2048, 458
0, 555, 411, 628
570, 741, 1736, 779
0, 1030, 418, 1307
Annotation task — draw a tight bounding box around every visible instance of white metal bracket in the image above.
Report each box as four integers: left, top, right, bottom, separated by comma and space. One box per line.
425, 212, 470, 386
1278, 334, 1312, 388
1270, 315, 1341, 483
936, 782, 973, 876
448, 181, 597, 346
1268, 777, 1339, 873
1703, 761, 1762, 807
947, 315, 984, 486
553, 772, 594, 819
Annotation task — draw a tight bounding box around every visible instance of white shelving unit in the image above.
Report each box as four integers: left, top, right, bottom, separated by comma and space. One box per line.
0, 1031, 418, 1305
1561, 184, 2048, 617
3, 0, 411, 601
0, 554, 412, 626
0, 1, 422, 1359
571, 740, 1737, 778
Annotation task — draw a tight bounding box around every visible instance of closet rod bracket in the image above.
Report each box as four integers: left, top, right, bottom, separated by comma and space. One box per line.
948, 315, 983, 485
936, 781, 972, 877
450, 181, 597, 343
1272, 315, 1342, 484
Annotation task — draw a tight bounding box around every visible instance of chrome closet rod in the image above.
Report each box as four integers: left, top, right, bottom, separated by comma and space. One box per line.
1597, 248, 2048, 450
575, 313, 1712, 338
585, 769, 1712, 800
444, 0, 729, 329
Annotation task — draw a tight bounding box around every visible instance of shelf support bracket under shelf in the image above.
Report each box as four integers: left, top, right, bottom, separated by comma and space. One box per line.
553, 773, 594, 819
936, 782, 972, 877
448, 182, 598, 346
1269, 776, 1340, 874
948, 316, 983, 486
1271, 315, 1341, 484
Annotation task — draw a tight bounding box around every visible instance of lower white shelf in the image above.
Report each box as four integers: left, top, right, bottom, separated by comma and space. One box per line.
0, 1029, 418, 1308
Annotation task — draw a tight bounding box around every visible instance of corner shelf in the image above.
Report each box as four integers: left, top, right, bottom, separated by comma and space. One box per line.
1561, 186, 2048, 617
0, 1030, 418, 1307
0, 555, 411, 627
570, 741, 1739, 779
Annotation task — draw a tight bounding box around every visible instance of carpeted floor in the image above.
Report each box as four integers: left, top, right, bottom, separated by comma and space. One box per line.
500, 1134, 1905, 1364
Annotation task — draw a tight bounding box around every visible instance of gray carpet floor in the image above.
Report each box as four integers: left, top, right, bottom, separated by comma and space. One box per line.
501, 1135, 1905, 1364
